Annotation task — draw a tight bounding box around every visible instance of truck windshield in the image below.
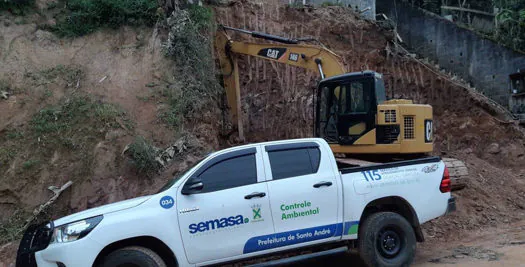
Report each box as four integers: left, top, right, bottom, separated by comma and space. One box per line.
157, 157, 205, 193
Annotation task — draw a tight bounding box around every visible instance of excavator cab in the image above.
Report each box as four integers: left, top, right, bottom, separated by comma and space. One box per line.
316, 70, 433, 155
316, 71, 386, 145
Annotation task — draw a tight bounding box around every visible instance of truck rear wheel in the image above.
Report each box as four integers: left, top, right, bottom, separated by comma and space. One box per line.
358, 212, 416, 267
100, 246, 167, 267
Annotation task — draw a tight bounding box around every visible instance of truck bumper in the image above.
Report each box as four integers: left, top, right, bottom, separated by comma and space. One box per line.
34, 236, 101, 267
445, 197, 456, 215
16, 222, 101, 267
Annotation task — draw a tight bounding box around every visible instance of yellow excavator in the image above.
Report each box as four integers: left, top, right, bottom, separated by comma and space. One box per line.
216, 25, 434, 155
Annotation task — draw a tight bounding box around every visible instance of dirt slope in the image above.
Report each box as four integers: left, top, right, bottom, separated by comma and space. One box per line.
0, 23, 166, 213
0, 10, 220, 232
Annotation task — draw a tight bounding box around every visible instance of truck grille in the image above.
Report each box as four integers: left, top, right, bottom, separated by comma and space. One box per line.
16, 222, 53, 267
384, 110, 396, 123
404, 116, 415, 139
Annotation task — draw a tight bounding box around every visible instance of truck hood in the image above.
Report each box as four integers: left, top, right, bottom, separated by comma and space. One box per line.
53, 195, 151, 227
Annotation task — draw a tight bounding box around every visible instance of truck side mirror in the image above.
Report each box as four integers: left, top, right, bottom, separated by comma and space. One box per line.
181, 178, 203, 195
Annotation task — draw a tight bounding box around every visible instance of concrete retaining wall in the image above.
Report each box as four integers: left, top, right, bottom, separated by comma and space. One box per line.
377, 0, 525, 109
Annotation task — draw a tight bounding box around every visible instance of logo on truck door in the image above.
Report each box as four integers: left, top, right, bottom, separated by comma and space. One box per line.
252, 204, 262, 220
189, 215, 249, 234
257, 48, 286, 60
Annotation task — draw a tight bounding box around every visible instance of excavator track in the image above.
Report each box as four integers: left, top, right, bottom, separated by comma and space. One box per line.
443, 158, 468, 191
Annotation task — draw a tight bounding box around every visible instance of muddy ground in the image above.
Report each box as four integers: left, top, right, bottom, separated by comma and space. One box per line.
299, 220, 525, 266
1, 0, 525, 266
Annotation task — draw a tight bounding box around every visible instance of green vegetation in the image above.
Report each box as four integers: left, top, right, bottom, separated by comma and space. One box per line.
162, 5, 221, 128
0, 79, 9, 91
6, 130, 24, 139
145, 82, 158, 88
0, 0, 34, 15
127, 136, 161, 176
0, 148, 16, 164
22, 159, 40, 170
42, 88, 53, 99
26, 64, 84, 85
31, 95, 128, 136
52, 0, 159, 37
94, 102, 124, 125
46, 1, 58, 10
0, 210, 27, 244
21, 94, 133, 176
187, 4, 214, 30
494, 6, 525, 51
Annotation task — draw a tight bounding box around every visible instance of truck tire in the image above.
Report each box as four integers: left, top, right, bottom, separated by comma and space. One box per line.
358, 212, 416, 267
100, 246, 167, 267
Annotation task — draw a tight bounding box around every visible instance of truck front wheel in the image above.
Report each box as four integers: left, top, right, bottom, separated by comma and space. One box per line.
358, 212, 416, 267
100, 246, 167, 267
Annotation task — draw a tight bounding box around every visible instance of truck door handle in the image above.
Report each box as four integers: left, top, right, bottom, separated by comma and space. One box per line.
313, 181, 333, 188
244, 192, 266, 199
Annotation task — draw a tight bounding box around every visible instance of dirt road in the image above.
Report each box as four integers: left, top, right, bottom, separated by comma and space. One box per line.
290, 220, 525, 267
414, 220, 525, 267
296, 244, 525, 267
417, 245, 525, 267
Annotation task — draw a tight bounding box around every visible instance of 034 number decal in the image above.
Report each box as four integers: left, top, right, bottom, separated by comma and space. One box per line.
361, 170, 382, 182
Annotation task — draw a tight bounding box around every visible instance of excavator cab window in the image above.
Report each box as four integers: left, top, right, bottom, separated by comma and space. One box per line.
317, 85, 339, 143
375, 77, 387, 103
339, 81, 370, 114
316, 73, 379, 145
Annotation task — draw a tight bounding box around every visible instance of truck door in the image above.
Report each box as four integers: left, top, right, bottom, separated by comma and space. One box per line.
258, 142, 341, 251
177, 146, 274, 264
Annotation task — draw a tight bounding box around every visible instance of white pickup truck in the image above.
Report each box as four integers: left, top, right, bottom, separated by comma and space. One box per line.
17, 138, 455, 267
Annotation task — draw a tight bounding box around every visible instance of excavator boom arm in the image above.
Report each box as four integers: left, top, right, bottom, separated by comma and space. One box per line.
215, 27, 346, 139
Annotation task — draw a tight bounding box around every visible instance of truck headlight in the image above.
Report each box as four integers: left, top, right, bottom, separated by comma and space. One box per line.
51, 215, 103, 244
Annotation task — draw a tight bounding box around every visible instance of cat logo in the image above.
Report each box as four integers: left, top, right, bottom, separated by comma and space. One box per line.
257, 48, 286, 60
267, 49, 279, 58
425, 120, 433, 143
